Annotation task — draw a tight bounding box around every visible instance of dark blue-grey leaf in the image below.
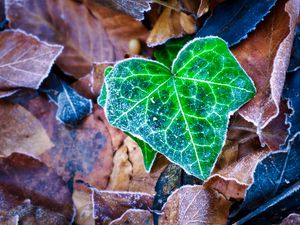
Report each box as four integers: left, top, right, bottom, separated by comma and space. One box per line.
41, 73, 92, 125
229, 134, 300, 225
196, 0, 277, 46
288, 26, 300, 72
283, 70, 300, 144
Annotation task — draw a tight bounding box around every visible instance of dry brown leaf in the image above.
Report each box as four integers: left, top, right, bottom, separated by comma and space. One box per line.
233, 0, 299, 129
110, 209, 153, 225
205, 149, 269, 200
9, 93, 115, 190
0, 153, 74, 224
197, 0, 210, 17
158, 185, 231, 225
92, 189, 153, 225
6, 0, 148, 78
72, 190, 95, 225
92, 0, 151, 20
0, 100, 53, 157
0, 30, 62, 98
147, 0, 196, 47
107, 137, 168, 195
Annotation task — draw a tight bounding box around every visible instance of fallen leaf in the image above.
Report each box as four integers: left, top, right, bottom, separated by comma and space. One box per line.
0, 100, 53, 157
10, 93, 115, 190
0, 30, 62, 97
196, 0, 277, 46
107, 137, 168, 195
91, 0, 152, 20
147, 0, 196, 47
110, 209, 153, 225
205, 148, 269, 200
288, 26, 300, 72
92, 188, 153, 225
281, 213, 300, 225
153, 163, 202, 224
229, 133, 300, 224
283, 70, 300, 144
233, 0, 299, 129
6, 0, 148, 78
158, 185, 231, 225
41, 73, 92, 124
197, 0, 210, 17
72, 190, 95, 225
0, 153, 74, 224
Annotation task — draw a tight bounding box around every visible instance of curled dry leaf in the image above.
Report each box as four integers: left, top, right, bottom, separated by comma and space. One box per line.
0, 100, 53, 157
197, 0, 210, 17
233, 0, 299, 129
158, 185, 231, 225
0, 30, 62, 98
147, 0, 196, 47
110, 209, 153, 225
107, 137, 168, 195
92, 0, 152, 20
92, 188, 153, 225
0, 153, 74, 224
6, 0, 148, 78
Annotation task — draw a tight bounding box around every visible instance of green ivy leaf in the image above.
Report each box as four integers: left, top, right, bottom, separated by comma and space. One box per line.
154, 36, 191, 67
103, 37, 256, 179
98, 66, 157, 172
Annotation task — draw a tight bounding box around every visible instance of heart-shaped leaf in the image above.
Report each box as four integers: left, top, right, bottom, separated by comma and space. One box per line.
104, 37, 256, 179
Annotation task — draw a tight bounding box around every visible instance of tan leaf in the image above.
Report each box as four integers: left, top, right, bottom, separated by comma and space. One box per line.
92, 189, 153, 225
0, 100, 53, 157
233, 0, 299, 129
6, 0, 148, 78
158, 185, 231, 225
0, 153, 74, 224
72, 191, 95, 225
197, 0, 210, 17
107, 137, 168, 195
147, 0, 196, 47
110, 209, 153, 225
0, 30, 62, 97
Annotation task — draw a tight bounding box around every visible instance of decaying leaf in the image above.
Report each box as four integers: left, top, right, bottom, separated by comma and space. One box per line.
288, 26, 300, 72
159, 185, 231, 225
196, 0, 277, 46
6, 0, 148, 78
91, 0, 152, 20
233, 0, 299, 129
0, 153, 74, 224
9, 93, 115, 191
0, 30, 62, 97
230, 134, 300, 224
197, 0, 210, 17
147, 0, 196, 47
41, 73, 92, 124
92, 188, 153, 225
0, 100, 53, 157
283, 70, 300, 144
110, 209, 153, 225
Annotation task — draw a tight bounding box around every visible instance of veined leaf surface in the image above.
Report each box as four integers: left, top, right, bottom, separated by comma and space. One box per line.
104, 37, 256, 179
